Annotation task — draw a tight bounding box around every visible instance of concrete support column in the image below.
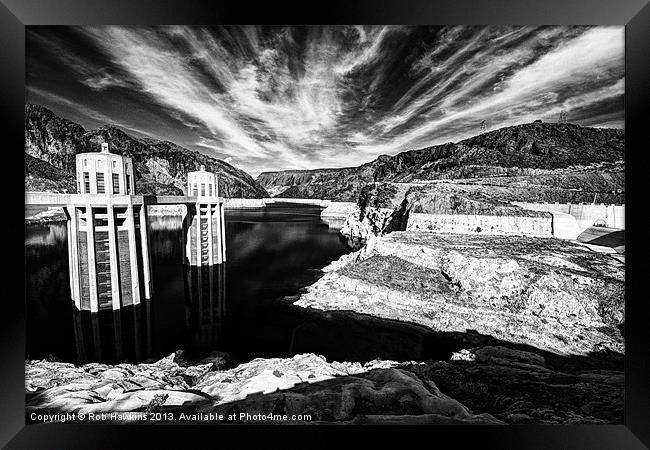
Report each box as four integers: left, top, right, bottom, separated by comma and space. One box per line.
195, 202, 202, 266
196, 204, 204, 315
65, 210, 75, 305
89, 169, 97, 195
67, 205, 81, 309
139, 204, 153, 299
185, 206, 194, 265
220, 201, 227, 262
126, 202, 141, 305
85, 204, 99, 313
214, 201, 222, 264
106, 203, 121, 310
107, 161, 114, 195
207, 201, 214, 264
181, 206, 188, 265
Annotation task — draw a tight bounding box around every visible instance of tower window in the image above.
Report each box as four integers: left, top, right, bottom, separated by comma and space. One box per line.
96, 173, 105, 194
209, 184, 213, 196
83, 172, 90, 193
112, 160, 118, 169
201, 183, 206, 196
83, 159, 88, 167
126, 174, 131, 194
112, 173, 120, 194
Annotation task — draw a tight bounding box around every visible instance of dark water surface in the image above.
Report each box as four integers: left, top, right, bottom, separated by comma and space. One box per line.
25, 205, 354, 365
27, 204, 572, 367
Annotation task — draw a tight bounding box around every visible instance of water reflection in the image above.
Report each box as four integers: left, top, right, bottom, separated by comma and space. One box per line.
71, 301, 153, 364
25, 206, 352, 364
184, 265, 226, 353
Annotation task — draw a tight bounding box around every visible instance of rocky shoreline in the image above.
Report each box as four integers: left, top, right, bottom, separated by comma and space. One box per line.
25, 207, 67, 224
26, 342, 622, 424
25, 351, 501, 424
295, 231, 624, 356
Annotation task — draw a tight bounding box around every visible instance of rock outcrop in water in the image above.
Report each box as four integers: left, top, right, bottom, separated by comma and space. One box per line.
25, 104, 269, 198
338, 180, 556, 248
295, 231, 624, 356
256, 121, 624, 202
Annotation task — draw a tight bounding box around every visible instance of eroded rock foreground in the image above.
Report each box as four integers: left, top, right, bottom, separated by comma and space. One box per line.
26, 344, 622, 424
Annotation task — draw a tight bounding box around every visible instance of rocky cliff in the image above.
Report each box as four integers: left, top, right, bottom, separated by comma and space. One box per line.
257, 121, 624, 202
25, 104, 268, 198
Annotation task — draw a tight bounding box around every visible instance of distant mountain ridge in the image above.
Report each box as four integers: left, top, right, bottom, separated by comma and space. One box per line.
257, 167, 354, 197
25, 104, 269, 198
256, 121, 625, 201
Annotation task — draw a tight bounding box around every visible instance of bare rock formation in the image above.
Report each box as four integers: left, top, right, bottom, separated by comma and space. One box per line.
25, 352, 502, 424
295, 231, 624, 356
408, 345, 624, 424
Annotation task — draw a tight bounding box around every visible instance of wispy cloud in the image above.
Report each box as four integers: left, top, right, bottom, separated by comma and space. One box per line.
26, 25, 624, 174
27, 86, 156, 138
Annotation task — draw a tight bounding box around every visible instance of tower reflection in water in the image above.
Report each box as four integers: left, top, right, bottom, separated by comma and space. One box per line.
183, 264, 226, 353
71, 264, 226, 364
71, 300, 153, 364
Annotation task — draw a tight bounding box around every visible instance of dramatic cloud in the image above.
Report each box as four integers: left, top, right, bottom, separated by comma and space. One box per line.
26, 26, 624, 177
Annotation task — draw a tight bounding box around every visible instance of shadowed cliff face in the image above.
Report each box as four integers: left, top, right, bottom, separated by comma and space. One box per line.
24, 104, 269, 198
256, 121, 624, 201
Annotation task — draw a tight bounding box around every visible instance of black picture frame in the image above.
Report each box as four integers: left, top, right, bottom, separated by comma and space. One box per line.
5, 0, 649, 447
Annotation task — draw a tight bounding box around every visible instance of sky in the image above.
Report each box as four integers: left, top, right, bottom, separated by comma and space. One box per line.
26, 26, 624, 177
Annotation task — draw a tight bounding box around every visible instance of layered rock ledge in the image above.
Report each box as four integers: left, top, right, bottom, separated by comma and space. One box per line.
295, 231, 624, 356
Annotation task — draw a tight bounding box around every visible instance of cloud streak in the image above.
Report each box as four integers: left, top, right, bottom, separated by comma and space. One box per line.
26, 26, 624, 176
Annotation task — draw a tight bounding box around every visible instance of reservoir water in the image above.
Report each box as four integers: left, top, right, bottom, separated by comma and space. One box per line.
27, 203, 473, 366
25, 204, 353, 365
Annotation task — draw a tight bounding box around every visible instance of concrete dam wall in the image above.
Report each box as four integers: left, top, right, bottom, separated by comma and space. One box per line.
512, 202, 624, 231
223, 198, 332, 209
406, 213, 553, 237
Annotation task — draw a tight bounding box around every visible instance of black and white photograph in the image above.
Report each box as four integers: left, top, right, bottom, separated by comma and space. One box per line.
23, 24, 627, 426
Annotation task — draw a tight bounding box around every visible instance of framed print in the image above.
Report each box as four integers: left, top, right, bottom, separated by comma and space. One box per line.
3, 0, 649, 447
